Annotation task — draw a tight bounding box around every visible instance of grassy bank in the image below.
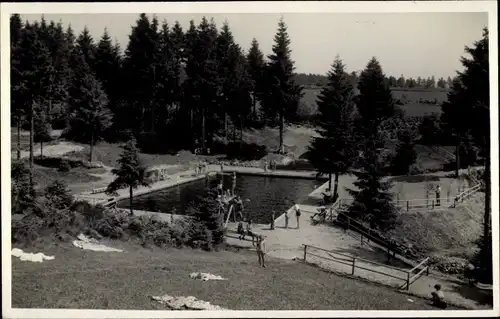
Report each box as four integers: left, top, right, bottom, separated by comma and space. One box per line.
11, 241, 453, 310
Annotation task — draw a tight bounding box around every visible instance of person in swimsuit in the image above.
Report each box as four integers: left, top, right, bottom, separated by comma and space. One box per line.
256, 235, 267, 268
294, 204, 301, 229
311, 206, 327, 222
231, 172, 237, 196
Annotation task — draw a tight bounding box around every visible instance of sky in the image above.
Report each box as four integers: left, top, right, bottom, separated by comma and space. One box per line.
20, 12, 488, 79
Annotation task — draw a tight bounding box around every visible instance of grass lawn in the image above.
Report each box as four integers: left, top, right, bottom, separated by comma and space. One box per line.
11, 241, 454, 310
32, 164, 102, 192
301, 88, 447, 118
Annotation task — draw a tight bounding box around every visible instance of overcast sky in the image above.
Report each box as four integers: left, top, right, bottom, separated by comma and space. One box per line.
20, 12, 487, 79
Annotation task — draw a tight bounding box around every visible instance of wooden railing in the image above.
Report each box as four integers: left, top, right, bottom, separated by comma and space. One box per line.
334, 211, 415, 263
452, 183, 481, 207
339, 197, 449, 212
302, 244, 429, 290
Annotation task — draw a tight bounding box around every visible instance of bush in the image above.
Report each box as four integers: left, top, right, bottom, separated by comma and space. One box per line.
58, 159, 72, 172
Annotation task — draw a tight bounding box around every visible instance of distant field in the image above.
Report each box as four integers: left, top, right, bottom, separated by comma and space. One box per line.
300, 88, 447, 118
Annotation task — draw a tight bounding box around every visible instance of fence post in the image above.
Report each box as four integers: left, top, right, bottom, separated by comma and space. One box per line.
426, 266, 430, 276
407, 200, 409, 211
361, 234, 364, 246
352, 258, 356, 275
406, 271, 411, 291
432, 200, 435, 209
303, 245, 307, 262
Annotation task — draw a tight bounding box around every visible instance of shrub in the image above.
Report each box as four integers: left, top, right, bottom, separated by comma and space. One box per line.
58, 159, 71, 172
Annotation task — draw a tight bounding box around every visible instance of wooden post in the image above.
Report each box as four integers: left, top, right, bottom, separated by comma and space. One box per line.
426, 266, 430, 276
406, 271, 411, 291
361, 234, 364, 246
352, 258, 356, 275
407, 200, 409, 211
303, 245, 307, 262
432, 200, 435, 209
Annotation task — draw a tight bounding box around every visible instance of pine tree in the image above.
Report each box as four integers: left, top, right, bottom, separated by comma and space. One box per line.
170, 21, 185, 113
33, 104, 52, 158
437, 77, 446, 89
181, 20, 199, 146
17, 21, 53, 188
106, 136, 150, 216
308, 57, 357, 198
444, 28, 490, 283
186, 185, 225, 248
396, 75, 405, 88
390, 124, 417, 175
261, 17, 304, 154
95, 28, 123, 136
122, 13, 159, 135
216, 21, 237, 142
68, 62, 112, 162
246, 38, 265, 120
10, 14, 24, 160
356, 57, 396, 145
347, 144, 397, 231
74, 26, 97, 71
155, 21, 180, 139
227, 44, 253, 142
183, 17, 220, 152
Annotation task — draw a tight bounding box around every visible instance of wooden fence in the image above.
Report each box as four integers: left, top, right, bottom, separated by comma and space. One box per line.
452, 183, 481, 207
302, 244, 429, 290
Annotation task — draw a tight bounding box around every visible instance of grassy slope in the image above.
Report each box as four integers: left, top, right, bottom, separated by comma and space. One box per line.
11, 241, 451, 310
389, 192, 485, 260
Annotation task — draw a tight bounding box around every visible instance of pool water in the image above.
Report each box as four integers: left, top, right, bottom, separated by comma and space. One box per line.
118, 174, 323, 224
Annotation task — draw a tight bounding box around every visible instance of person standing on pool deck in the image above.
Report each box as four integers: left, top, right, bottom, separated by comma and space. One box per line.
270, 211, 275, 230
231, 172, 237, 196
284, 209, 289, 229
435, 185, 441, 206
294, 204, 301, 229
256, 235, 267, 268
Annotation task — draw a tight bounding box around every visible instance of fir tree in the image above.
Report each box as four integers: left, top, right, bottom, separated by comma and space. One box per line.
347, 144, 397, 231
106, 136, 150, 216
396, 75, 405, 88
390, 124, 417, 175
95, 28, 123, 136
216, 21, 237, 142
33, 104, 52, 158
122, 13, 159, 135
246, 38, 265, 120
10, 14, 24, 160
68, 62, 112, 162
17, 21, 53, 187
260, 17, 304, 153
186, 185, 225, 249
308, 57, 357, 198
356, 57, 397, 144
444, 28, 490, 283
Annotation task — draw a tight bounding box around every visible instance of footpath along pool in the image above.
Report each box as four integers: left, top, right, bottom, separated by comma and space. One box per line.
117, 173, 323, 224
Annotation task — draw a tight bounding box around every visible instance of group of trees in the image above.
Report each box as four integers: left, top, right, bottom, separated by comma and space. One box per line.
11, 13, 304, 163
308, 28, 490, 283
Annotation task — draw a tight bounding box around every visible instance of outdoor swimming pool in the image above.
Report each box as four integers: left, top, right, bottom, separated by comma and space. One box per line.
117, 174, 323, 224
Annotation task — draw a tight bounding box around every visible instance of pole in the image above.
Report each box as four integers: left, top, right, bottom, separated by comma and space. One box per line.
352, 258, 356, 275
303, 245, 307, 262
406, 271, 411, 291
